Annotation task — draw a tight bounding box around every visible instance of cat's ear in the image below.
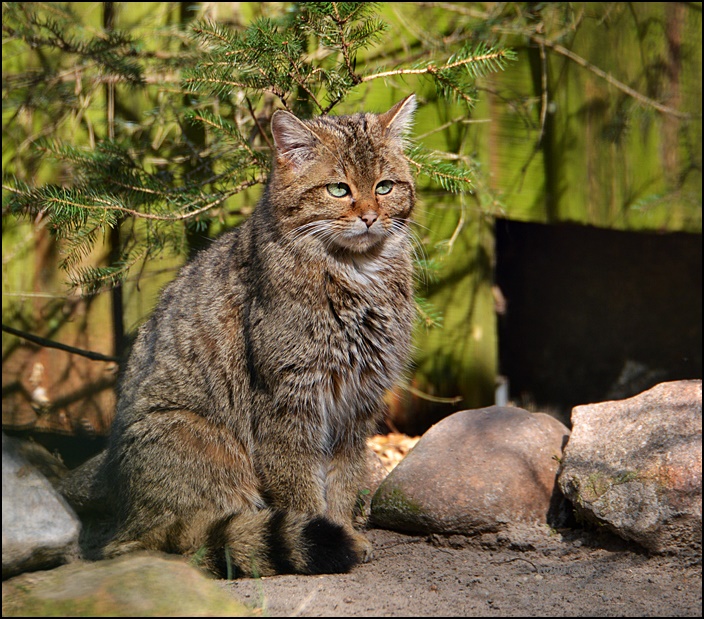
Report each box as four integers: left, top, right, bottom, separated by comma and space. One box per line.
271, 110, 319, 168
379, 94, 416, 142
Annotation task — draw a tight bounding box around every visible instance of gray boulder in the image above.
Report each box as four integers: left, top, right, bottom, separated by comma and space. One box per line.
2, 433, 81, 579
2, 552, 251, 616
371, 406, 570, 535
558, 380, 702, 554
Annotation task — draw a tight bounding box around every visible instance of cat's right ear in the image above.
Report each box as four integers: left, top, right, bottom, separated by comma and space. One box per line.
271, 110, 319, 168
380, 94, 417, 142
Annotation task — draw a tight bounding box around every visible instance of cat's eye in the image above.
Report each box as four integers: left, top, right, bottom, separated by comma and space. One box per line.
375, 180, 394, 195
327, 182, 351, 198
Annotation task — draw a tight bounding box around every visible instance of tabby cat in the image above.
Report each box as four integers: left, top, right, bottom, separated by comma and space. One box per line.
90, 94, 417, 577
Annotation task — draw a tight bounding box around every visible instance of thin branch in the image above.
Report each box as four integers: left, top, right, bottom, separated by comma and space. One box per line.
68, 245, 148, 292
183, 75, 285, 101
415, 116, 491, 141
443, 49, 510, 72
245, 97, 273, 151
536, 35, 692, 119
414, 2, 693, 119
361, 48, 511, 83
435, 73, 477, 105
445, 199, 466, 254
2, 324, 120, 363
537, 37, 548, 145
404, 383, 463, 404
331, 2, 362, 85
361, 65, 431, 82
404, 154, 472, 188
282, 66, 325, 114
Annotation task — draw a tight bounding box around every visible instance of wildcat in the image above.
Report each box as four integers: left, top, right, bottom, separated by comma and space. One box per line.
66, 94, 417, 578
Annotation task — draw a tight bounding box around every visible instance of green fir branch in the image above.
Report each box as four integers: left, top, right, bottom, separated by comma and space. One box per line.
3, 2, 514, 298
405, 146, 473, 194
3, 2, 144, 85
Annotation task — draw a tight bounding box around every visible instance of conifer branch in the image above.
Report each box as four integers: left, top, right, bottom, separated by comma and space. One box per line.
2, 2, 509, 297
443, 49, 514, 72
245, 97, 273, 151
187, 111, 259, 159
32, 180, 262, 223
404, 148, 473, 194
183, 75, 286, 101
361, 48, 512, 83
330, 2, 363, 85
361, 66, 431, 81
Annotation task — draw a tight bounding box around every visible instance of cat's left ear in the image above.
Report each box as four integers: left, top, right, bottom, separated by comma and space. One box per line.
379, 94, 416, 141
271, 110, 319, 168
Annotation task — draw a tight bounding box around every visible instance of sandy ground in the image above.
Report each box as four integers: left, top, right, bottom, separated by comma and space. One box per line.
222, 526, 701, 617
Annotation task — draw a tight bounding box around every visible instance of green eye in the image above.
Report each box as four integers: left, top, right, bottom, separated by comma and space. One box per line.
375, 180, 394, 195
327, 182, 350, 198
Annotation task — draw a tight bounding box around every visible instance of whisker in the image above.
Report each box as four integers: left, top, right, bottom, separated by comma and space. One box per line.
285, 214, 425, 264
389, 219, 430, 286
400, 218, 431, 234
285, 220, 335, 248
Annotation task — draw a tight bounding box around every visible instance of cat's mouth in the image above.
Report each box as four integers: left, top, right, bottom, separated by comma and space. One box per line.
288, 217, 396, 255
334, 221, 387, 253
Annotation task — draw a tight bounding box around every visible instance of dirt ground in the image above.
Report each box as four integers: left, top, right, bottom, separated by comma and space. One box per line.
222, 526, 701, 617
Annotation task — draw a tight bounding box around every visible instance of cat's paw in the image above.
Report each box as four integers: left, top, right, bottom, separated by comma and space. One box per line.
103, 539, 146, 559
349, 529, 374, 563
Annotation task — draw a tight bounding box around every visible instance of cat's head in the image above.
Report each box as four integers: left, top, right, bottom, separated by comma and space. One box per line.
268, 95, 416, 255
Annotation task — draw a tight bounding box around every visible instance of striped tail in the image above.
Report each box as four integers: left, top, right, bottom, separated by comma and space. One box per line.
201, 509, 360, 578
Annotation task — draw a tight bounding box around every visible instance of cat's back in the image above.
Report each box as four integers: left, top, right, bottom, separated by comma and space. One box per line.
116, 225, 252, 421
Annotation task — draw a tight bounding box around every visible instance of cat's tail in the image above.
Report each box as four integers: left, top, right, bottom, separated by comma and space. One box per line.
199, 509, 360, 578
58, 450, 114, 514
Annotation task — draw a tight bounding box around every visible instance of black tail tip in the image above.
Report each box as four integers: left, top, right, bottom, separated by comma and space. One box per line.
302, 517, 360, 574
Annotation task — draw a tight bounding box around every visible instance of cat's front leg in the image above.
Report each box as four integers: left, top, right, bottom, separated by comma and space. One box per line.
253, 398, 372, 565
324, 438, 375, 563
254, 412, 328, 516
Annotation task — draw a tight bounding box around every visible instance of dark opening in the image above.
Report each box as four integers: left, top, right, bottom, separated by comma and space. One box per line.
494, 219, 702, 424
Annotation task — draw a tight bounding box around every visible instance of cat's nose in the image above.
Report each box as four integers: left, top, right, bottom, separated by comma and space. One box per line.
360, 211, 378, 228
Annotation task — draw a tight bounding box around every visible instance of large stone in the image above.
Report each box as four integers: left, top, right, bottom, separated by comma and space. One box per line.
558, 380, 702, 554
1, 552, 252, 616
370, 406, 570, 535
2, 434, 81, 579
8, 436, 69, 489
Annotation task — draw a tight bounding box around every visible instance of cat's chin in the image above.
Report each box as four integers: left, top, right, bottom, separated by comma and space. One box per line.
328, 221, 393, 254
331, 233, 387, 255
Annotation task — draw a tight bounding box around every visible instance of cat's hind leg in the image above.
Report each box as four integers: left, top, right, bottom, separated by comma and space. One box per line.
105, 410, 360, 577
105, 410, 262, 561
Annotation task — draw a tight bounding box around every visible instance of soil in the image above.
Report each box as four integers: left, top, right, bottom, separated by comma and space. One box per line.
222, 526, 702, 617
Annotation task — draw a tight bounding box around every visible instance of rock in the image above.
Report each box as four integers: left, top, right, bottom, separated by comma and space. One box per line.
1, 552, 252, 616
557, 380, 702, 554
9, 437, 69, 489
354, 448, 391, 526
370, 406, 570, 535
2, 434, 81, 579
